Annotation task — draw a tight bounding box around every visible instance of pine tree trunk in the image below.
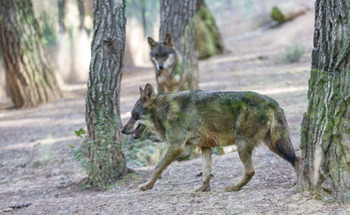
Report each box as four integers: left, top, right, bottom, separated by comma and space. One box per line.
0, 0, 62, 108
159, 0, 199, 90
85, 0, 127, 186
297, 0, 350, 202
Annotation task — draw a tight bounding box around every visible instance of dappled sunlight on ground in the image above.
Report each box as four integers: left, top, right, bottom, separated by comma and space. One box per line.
0, 135, 77, 151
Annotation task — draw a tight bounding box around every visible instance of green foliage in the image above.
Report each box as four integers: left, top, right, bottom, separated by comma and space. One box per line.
271, 6, 284, 23
70, 109, 124, 190
124, 138, 167, 167
39, 12, 58, 46
74, 128, 86, 138
284, 43, 306, 63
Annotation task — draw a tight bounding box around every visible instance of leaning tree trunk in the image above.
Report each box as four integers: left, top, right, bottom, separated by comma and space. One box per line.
196, 0, 224, 59
85, 0, 127, 187
297, 0, 350, 202
159, 0, 199, 90
0, 0, 62, 108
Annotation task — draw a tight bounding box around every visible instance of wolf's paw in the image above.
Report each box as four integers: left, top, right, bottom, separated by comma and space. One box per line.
138, 182, 154, 191
195, 184, 211, 192
224, 185, 241, 192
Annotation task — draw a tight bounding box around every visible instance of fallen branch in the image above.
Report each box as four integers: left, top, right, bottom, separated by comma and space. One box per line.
9, 203, 32, 209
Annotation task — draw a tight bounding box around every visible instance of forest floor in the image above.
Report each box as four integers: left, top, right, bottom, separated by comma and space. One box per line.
1, 10, 349, 215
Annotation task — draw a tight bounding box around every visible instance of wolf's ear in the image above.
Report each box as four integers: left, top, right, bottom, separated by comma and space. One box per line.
141, 83, 155, 102
164, 33, 173, 47
139, 87, 145, 98
147, 37, 157, 50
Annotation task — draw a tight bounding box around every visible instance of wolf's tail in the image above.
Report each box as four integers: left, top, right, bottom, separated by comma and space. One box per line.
266, 108, 299, 171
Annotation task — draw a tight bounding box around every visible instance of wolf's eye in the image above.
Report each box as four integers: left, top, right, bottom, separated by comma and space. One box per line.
162, 53, 167, 57
154, 54, 159, 58
132, 113, 139, 119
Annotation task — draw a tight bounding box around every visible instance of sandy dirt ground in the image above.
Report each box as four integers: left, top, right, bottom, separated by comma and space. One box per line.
0, 10, 349, 215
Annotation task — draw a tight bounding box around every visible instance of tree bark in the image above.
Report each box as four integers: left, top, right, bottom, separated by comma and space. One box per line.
85, 0, 127, 185
0, 0, 62, 108
297, 0, 350, 202
159, 0, 199, 90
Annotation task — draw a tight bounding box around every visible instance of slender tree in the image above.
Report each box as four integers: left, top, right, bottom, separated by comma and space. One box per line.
159, 0, 199, 90
297, 0, 350, 202
0, 0, 61, 108
77, 0, 89, 32
57, 0, 66, 34
141, 0, 146, 37
85, 0, 127, 186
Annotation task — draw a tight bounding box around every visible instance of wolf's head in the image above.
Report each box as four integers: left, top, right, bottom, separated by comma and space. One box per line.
121, 84, 156, 139
148, 34, 176, 71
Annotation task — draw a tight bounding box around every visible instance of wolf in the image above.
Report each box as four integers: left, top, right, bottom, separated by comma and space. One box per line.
148, 34, 190, 93
121, 83, 299, 192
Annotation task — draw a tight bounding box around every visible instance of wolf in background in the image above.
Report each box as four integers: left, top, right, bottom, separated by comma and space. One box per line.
148, 34, 190, 93
122, 83, 300, 192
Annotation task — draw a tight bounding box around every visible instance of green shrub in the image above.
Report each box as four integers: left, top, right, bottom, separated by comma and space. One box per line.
70, 109, 124, 190
123, 139, 168, 167
271, 6, 285, 23
284, 43, 306, 63
39, 12, 58, 46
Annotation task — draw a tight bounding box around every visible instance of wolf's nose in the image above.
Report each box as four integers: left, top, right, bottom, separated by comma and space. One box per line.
121, 127, 126, 134
158, 65, 164, 70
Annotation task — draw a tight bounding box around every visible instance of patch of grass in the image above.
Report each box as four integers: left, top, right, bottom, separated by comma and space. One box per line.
31, 160, 44, 168
30, 141, 53, 169
284, 43, 306, 63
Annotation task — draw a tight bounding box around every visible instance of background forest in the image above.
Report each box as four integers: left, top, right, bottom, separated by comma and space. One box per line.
0, 0, 349, 214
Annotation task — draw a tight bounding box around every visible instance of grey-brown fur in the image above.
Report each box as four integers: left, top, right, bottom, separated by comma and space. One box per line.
122, 84, 300, 192
148, 34, 189, 93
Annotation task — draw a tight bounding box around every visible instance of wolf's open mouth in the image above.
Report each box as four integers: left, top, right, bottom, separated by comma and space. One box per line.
133, 124, 142, 138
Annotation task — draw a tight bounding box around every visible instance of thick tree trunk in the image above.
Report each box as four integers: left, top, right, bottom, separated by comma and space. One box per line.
159, 0, 199, 90
85, 0, 127, 185
0, 0, 62, 108
297, 0, 350, 202
196, 0, 224, 59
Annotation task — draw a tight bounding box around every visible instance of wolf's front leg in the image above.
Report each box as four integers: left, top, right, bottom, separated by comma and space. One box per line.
195, 147, 212, 192
139, 144, 185, 191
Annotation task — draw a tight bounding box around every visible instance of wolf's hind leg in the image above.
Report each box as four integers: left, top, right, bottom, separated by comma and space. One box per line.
225, 141, 255, 192
195, 147, 212, 192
